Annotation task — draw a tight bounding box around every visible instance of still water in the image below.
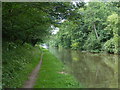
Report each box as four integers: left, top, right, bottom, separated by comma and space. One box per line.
49, 47, 118, 88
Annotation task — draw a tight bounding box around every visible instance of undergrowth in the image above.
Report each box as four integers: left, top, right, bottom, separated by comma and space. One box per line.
2, 42, 41, 88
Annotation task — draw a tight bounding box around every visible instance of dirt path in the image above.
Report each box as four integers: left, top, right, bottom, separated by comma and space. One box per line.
23, 53, 44, 88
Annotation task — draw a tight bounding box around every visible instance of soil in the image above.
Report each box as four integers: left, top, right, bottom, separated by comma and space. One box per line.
23, 53, 44, 88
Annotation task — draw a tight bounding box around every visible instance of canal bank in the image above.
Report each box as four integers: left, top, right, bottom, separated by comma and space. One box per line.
34, 48, 83, 88
49, 47, 118, 88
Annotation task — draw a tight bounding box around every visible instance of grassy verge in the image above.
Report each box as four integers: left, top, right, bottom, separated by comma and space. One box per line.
34, 48, 82, 88
2, 42, 41, 88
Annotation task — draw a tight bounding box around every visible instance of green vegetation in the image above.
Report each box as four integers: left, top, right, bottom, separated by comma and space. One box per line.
3, 2, 119, 54
34, 49, 82, 88
2, 42, 41, 88
49, 2, 120, 54
2, 1, 119, 88
2, 2, 85, 88
2, 2, 84, 46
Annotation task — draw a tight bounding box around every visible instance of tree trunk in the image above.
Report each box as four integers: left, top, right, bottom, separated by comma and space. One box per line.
93, 24, 99, 40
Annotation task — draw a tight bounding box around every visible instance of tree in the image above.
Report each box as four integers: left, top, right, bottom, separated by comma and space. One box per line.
104, 13, 119, 54
49, 2, 119, 54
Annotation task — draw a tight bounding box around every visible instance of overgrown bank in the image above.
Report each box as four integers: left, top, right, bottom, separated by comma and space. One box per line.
2, 42, 41, 88
2, 42, 82, 88
49, 2, 119, 54
34, 49, 82, 88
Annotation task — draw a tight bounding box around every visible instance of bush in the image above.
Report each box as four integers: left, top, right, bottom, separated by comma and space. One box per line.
2, 42, 41, 88
83, 33, 101, 52
103, 35, 119, 54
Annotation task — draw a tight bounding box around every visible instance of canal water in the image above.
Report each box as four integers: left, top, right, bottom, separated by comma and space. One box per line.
49, 47, 118, 88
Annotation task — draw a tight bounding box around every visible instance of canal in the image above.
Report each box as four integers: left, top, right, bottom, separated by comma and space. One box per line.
49, 47, 118, 88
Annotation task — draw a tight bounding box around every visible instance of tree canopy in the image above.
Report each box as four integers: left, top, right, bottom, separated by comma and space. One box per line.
49, 2, 120, 54
2, 2, 119, 54
3, 2, 84, 46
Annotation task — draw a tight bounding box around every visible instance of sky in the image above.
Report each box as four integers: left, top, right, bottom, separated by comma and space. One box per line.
52, 27, 59, 34
52, 0, 90, 35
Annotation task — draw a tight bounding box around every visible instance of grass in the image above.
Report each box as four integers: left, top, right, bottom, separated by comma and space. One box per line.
3, 42, 82, 88
2, 42, 41, 88
34, 48, 82, 88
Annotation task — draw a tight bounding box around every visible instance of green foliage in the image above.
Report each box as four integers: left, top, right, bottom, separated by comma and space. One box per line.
2, 3, 52, 45
103, 13, 119, 54
49, 2, 119, 54
2, 42, 41, 88
50, 21, 78, 48
83, 32, 101, 52
71, 42, 79, 50
3, 2, 83, 45
3, 2, 86, 87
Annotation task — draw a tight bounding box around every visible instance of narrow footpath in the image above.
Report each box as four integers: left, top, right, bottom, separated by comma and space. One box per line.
23, 53, 44, 88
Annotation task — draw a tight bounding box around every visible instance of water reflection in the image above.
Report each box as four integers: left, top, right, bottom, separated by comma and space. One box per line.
49, 47, 118, 88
